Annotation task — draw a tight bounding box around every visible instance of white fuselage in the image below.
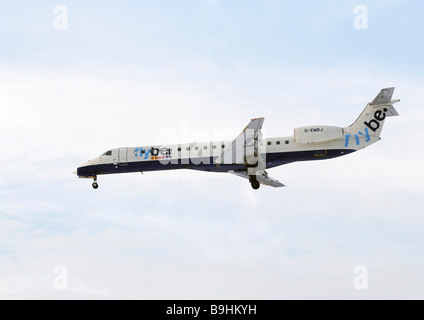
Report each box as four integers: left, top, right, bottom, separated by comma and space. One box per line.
76, 131, 369, 179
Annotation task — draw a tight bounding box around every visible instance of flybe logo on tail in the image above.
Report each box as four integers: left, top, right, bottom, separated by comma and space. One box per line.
364, 108, 387, 132
134, 147, 172, 160
345, 108, 388, 147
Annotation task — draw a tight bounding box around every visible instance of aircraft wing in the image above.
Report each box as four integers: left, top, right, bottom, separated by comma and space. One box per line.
215, 118, 264, 165
229, 170, 286, 188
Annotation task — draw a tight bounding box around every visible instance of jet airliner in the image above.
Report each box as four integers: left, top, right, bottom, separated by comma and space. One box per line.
75, 88, 399, 190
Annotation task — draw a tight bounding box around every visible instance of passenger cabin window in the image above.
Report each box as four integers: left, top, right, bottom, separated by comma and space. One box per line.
212, 145, 217, 149
186, 147, 190, 151
203, 146, 207, 150
178, 147, 181, 152
267, 142, 271, 146
102, 150, 112, 156
195, 146, 199, 150
276, 141, 281, 145
222, 145, 225, 148
285, 140, 289, 144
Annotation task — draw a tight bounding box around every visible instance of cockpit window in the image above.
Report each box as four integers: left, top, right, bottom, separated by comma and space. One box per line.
101, 150, 112, 156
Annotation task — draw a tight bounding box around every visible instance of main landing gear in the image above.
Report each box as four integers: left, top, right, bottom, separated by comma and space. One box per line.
92, 177, 98, 189
249, 176, 260, 190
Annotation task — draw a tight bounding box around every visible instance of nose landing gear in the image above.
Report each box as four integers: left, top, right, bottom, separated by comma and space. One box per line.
92, 177, 99, 189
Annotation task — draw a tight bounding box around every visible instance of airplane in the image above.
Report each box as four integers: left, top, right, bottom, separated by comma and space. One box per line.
75, 88, 399, 190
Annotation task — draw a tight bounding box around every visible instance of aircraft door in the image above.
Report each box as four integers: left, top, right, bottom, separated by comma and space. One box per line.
118, 147, 128, 165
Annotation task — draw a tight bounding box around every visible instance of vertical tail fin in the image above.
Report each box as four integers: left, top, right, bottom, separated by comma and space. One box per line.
344, 88, 399, 149
347, 88, 399, 137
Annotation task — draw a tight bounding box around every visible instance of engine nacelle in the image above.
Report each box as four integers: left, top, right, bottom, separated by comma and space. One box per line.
294, 125, 344, 144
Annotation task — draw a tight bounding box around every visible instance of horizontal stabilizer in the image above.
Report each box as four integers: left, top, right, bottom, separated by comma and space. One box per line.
370, 87, 395, 105
383, 98, 400, 117
386, 105, 399, 117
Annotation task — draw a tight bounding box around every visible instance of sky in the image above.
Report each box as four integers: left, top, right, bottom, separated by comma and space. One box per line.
0, 0, 424, 299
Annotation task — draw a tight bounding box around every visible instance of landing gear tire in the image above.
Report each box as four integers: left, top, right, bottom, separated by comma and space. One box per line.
92, 182, 99, 189
251, 180, 260, 190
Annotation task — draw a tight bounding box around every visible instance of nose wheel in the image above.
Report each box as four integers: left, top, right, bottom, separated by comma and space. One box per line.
92, 177, 99, 189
